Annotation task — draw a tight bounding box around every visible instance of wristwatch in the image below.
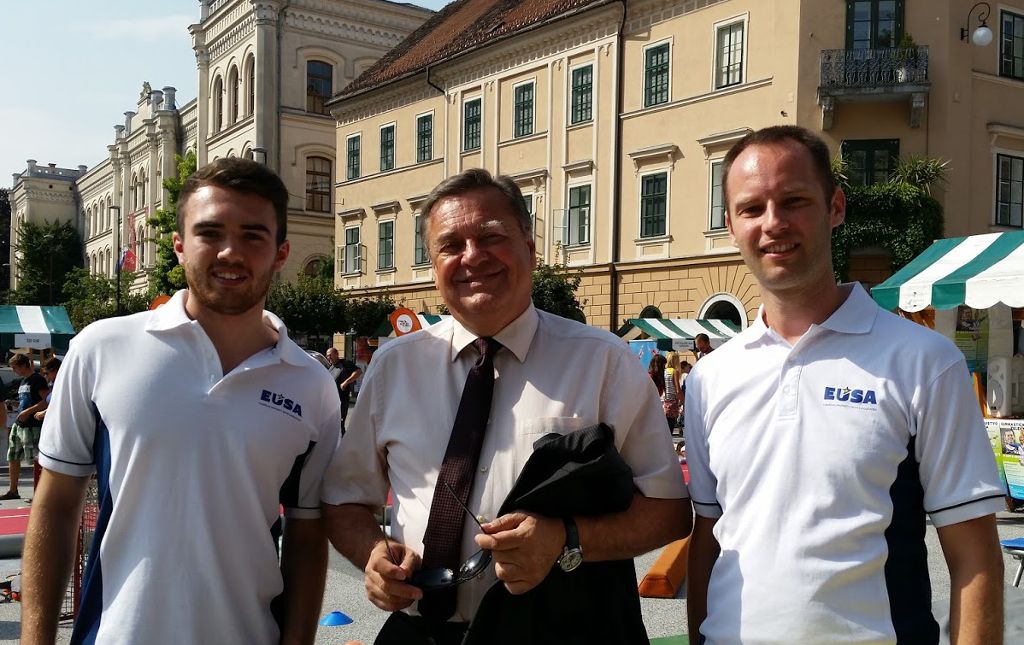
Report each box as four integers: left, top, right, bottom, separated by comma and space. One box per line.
557, 516, 583, 572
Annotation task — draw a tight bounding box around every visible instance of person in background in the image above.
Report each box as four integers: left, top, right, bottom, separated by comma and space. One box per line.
692, 333, 714, 360
662, 352, 683, 433
648, 354, 667, 398
685, 125, 1004, 645
1, 354, 49, 501
29, 357, 62, 496
326, 347, 362, 436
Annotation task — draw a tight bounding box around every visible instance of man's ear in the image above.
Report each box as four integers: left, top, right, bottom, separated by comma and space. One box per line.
172, 231, 185, 263
829, 188, 846, 230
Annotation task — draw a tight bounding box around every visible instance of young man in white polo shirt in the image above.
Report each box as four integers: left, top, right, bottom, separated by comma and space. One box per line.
685, 126, 1005, 645
21, 158, 339, 645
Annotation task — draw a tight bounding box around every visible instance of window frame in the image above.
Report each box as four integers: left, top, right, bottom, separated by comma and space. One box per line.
379, 123, 396, 172
841, 139, 900, 186
643, 41, 672, 108
305, 156, 332, 213
569, 63, 594, 125
1000, 9, 1024, 81
306, 59, 333, 115
845, 0, 904, 50
245, 54, 256, 117
463, 97, 482, 152
639, 171, 669, 239
413, 213, 430, 266
522, 193, 536, 242
513, 79, 535, 138
565, 183, 592, 246
996, 152, 1024, 228
416, 112, 433, 163
378, 220, 395, 271
346, 134, 361, 181
708, 159, 726, 231
343, 226, 361, 275
713, 16, 747, 90
213, 75, 224, 133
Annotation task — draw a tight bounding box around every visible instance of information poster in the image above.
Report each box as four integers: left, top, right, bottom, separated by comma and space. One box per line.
989, 418, 1024, 499
955, 306, 990, 374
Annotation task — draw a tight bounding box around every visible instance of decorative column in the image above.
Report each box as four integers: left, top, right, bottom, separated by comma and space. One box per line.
254, 1, 282, 171
191, 23, 210, 166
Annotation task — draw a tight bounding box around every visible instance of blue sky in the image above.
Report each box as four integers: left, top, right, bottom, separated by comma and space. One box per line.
1, 0, 447, 189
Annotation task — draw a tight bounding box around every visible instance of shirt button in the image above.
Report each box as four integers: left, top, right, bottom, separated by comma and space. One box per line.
479, 465, 488, 473
476, 514, 489, 524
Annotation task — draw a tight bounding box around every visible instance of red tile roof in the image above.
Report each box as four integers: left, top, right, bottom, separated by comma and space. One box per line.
337, 0, 612, 99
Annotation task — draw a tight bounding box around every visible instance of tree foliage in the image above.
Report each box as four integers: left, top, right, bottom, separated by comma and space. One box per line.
0, 189, 11, 294
9, 220, 83, 305
346, 294, 396, 338
265, 275, 347, 337
61, 267, 149, 330
148, 151, 196, 296
531, 259, 587, 322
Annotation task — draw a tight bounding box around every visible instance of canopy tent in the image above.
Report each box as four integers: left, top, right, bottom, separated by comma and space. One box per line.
376, 313, 451, 339
618, 318, 741, 351
871, 231, 1024, 312
0, 305, 76, 353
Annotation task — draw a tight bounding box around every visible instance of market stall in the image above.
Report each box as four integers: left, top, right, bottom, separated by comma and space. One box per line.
871, 230, 1024, 501
0, 305, 75, 355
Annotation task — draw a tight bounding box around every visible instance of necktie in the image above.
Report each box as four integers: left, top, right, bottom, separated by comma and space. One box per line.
418, 337, 500, 621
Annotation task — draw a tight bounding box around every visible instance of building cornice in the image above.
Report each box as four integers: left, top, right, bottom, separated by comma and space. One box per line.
283, 8, 410, 49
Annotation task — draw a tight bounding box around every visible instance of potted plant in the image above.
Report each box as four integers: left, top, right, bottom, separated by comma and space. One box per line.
893, 33, 918, 83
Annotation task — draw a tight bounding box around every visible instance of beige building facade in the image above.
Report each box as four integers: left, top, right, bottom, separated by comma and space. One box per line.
330, 0, 1024, 332
8, 0, 432, 292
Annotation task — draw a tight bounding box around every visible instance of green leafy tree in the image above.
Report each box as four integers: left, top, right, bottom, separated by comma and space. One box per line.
265, 275, 347, 339
346, 294, 396, 338
531, 258, 587, 322
9, 220, 83, 305
148, 151, 196, 296
0, 189, 11, 295
61, 267, 149, 330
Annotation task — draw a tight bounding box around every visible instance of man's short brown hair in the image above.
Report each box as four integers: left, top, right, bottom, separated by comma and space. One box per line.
43, 357, 62, 373
721, 125, 836, 207
418, 168, 532, 250
177, 157, 289, 245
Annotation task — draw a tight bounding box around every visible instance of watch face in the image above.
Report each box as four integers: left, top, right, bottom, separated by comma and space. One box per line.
559, 548, 583, 572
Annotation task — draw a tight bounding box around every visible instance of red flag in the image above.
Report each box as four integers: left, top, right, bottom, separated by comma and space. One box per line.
118, 248, 137, 273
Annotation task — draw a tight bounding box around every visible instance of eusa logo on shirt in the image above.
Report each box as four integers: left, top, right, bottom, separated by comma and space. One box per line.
259, 389, 303, 420
822, 385, 878, 407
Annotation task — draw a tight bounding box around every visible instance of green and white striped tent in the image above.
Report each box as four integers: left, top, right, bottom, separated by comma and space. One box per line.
0, 305, 76, 353
378, 313, 451, 338
619, 317, 742, 350
871, 231, 1024, 312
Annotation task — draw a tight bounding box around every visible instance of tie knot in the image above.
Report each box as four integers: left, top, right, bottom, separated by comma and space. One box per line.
472, 337, 500, 361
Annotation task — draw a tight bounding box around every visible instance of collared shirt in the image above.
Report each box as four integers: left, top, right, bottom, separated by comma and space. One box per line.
323, 303, 687, 621
685, 283, 1004, 645
38, 289, 340, 645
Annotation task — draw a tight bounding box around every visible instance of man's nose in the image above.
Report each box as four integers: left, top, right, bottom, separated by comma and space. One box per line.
216, 237, 244, 260
762, 202, 788, 235
461, 239, 487, 263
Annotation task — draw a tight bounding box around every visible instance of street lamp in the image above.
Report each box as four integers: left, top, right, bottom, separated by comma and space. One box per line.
252, 146, 267, 165
109, 205, 122, 315
961, 2, 994, 46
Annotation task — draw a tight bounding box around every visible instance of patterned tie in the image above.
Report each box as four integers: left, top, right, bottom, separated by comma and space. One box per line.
418, 337, 500, 621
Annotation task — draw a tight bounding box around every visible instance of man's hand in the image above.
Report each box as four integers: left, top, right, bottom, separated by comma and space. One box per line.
475, 511, 564, 595
363, 539, 423, 611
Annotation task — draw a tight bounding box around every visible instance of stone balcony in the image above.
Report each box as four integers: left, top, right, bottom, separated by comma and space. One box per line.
817, 46, 930, 130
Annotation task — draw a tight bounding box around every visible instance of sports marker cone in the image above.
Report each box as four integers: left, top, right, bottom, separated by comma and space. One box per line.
319, 610, 354, 626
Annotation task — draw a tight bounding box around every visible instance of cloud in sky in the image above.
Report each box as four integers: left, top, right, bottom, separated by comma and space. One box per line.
68, 15, 197, 42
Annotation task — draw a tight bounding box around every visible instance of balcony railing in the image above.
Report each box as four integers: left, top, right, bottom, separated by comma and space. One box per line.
820, 46, 929, 89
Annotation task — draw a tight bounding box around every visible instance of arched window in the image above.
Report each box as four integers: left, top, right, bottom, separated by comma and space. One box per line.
140, 170, 146, 207
131, 174, 139, 211
306, 60, 332, 114
106, 197, 112, 229
244, 148, 254, 160
305, 156, 331, 213
639, 305, 662, 318
213, 76, 224, 132
106, 248, 112, 277
138, 225, 146, 266
228, 65, 239, 124
303, 257, 327, 277
245, 54, 256, 116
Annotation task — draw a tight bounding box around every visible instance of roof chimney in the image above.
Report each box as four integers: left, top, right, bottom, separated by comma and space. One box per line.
162, 86, 177, 110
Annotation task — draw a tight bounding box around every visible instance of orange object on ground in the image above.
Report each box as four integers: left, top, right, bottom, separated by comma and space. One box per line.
638, 536, 690, 598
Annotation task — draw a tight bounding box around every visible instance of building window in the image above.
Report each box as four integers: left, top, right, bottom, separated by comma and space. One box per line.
997, 154, 1024, 228
379, 124, 395, 172
644, 43, 670, 107
566, 185, 591, 246
416, 114, 432, 163
463, 98, 481, 151
228, 66, 239, 123
346, 135, 360, 180
846, 0, 903, 50
138, 225, 146, 266
570, 65, 593, 124
305, 156, 331, 213
213, 76, 223, 132
1001, 10, 1024, 81
640, 173, 668, 238
709, 160, 726, 230
715, 21, 744, 89
413, 214, 429, 265
343, 227, 360, 274
514, 82, 534, 138
522, 194, 535, 240
378, 221, 394, 270
246, 55, 255, 116
306, 60, 333, 115
841, 139, 899, 186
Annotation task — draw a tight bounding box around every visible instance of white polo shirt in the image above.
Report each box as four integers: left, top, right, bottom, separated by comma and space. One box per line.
38, 290, 340, 645
685, 283, 1004, 645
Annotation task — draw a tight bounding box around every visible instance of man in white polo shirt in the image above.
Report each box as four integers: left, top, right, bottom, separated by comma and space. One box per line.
21, 158, 339, 645
685, 126, 1005, 645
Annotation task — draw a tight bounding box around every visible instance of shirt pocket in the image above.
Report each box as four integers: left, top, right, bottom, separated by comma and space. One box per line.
512, 416, 591, 473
